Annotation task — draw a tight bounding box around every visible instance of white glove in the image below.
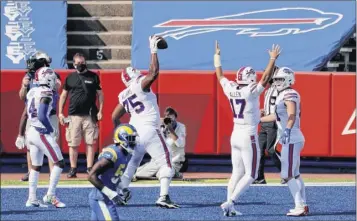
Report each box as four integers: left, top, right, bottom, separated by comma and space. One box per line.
15, 136, 25, 150
50, 128, 58, 140
149, 35, 161, 54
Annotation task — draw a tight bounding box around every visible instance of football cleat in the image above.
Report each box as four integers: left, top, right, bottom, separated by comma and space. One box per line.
287, 205, 308, 216
43, 195, 66, 208
26, 199, 48, 208
289, 205, 309, 214
122, 188, 132, 203
156, 195, 179, 209
220, 201, 242, 217
252, 179, 267, 184
21, 172, 30, 182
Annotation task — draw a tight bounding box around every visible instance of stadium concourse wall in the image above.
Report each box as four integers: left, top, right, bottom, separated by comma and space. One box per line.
0, 70, 355, 158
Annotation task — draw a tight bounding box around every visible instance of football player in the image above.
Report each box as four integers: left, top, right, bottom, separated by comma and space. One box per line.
214, 41, 281, 216
111, 36, 179, 208
25, 67, 65, 208
15, 51, 61, 181
88, 123, 138, 221
260, 67, 308, 216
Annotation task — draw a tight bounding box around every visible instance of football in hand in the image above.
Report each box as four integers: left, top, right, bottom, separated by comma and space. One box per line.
156, 36, 168, 49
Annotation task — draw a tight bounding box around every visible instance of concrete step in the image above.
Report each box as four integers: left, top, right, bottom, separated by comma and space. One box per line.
68, 3, 132, 17
67, 19, 132, 32
67, 60, 131, 69
67, 48, 131, 61
67, 33, 131, 46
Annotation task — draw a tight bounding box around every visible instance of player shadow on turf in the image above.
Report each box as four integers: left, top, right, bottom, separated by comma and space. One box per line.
2, 210, 54, 215
307, 210, 356, 216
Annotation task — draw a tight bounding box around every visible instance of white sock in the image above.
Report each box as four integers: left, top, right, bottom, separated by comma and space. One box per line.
28, 169, 40, 201
227, 173, 243, 201
287, 178, 304, 208
296, 176, 306, 204
159, 177, 171, 196
121, 156, 142, 188
230, 174, 254, 203
47, 166, 63, 196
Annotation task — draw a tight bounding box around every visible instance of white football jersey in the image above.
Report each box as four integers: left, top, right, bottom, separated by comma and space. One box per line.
26, 86, 54, 129
118, 75, 160, 128
275, 88, 305, 144
220, 78, 264, 131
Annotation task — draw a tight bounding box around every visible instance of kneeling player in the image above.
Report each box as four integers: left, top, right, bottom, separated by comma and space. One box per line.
261, 67, 308, 216
88, 124, 139, 221
25, 67, 65, 208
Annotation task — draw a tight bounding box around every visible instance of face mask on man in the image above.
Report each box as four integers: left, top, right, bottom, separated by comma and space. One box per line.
74, 63, 87, 73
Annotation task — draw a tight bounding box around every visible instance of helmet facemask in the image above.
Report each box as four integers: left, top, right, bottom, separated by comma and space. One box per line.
117, 133, 138, 154
272, 67, 295, 91
273, 77, 286, 91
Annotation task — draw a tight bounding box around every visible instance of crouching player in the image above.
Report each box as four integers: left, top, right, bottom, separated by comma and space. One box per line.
88, 124, 139, 221
260, 67, 308, 216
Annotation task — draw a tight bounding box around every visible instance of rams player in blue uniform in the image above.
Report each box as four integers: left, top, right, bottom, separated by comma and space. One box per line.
88, 123, 139, 221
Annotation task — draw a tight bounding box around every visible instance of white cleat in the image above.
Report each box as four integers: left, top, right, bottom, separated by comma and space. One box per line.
289, 205, 309, 213
287, 205, 308, 216
26, 199, 48, 208
43, 195, 66, 208
220, 201, 242, 217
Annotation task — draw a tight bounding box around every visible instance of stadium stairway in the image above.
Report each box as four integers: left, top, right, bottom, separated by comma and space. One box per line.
67, 1, 132, 69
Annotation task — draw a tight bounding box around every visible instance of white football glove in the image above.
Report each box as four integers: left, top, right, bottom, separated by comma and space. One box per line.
149, 35, 161, 54
15, 136, 25, 150
50, 128, 58, 140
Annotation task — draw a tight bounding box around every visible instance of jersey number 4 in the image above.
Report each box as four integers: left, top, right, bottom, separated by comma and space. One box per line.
29, 99, 38, 118
229, 98, 246, 119
123, 94, 145, 114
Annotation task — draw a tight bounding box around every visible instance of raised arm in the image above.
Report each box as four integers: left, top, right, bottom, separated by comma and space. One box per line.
141, 36, 161, 92
259, 44, 282, 88
214, 40, 224, 82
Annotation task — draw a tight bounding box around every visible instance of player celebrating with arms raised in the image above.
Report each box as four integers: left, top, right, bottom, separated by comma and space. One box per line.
88, 124, 139, 221
260, 67, 308, 216
214, 41, 281, 216
111, 36, 178, 208
25, 67, 65, 208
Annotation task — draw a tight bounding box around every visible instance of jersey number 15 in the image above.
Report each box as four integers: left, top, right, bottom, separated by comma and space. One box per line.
229, 98, 246, 119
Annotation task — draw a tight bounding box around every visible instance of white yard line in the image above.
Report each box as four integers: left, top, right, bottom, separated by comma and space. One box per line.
1, 182, 355, 189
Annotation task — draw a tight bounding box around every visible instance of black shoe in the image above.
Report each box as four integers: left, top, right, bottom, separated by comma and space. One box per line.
67, 168, 77, 178
86, 167, 92, 174
155, 195, 179, 209
253, 179, 267, 184
21, 172, 29, 181
122, 188, 132, 203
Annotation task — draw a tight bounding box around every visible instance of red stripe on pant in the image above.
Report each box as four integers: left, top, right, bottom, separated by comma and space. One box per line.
288, 144, 294, 177
250, 135, 257, 179
156, 130, 172, 168
40, 134, 59, 163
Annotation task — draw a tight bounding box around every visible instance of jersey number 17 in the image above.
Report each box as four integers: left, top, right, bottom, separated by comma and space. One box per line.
229, 98, 246, 119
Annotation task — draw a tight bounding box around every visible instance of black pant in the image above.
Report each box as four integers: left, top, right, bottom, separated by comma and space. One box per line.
257, 121, 281, 180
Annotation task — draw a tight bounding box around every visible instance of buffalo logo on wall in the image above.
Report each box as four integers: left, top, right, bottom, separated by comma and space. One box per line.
154, 8, 343, 40
3, 1, 36, 64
